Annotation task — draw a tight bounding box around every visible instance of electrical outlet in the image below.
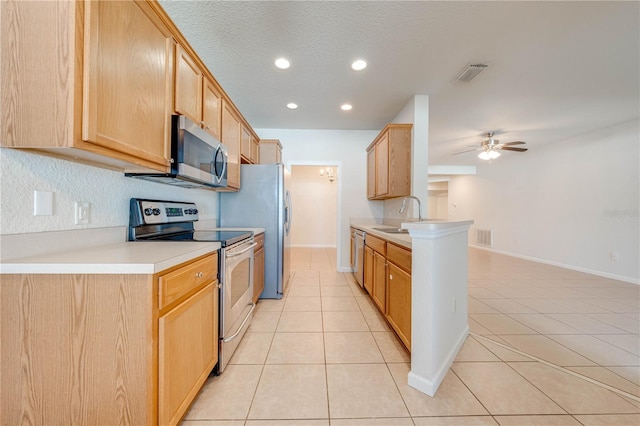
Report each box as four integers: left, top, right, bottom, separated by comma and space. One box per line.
34, 191, 53, 216
75, 202, 90, 225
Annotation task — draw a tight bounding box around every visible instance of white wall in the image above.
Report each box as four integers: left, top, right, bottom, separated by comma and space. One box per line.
289, 165, 338, 247
255, 128, 380, 271
0, 149, 219, 236
448, 120, 639, 282
385, 95, 430, 222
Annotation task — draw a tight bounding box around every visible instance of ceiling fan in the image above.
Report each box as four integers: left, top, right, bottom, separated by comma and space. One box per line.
453, 132, 528, 160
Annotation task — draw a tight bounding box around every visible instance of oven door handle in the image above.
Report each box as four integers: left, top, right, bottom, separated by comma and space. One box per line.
226, 242, 257, 258
222, 302, 256, 343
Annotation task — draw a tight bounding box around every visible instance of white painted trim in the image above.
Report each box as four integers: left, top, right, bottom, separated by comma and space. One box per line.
408, 326, 469, 397
287, 161, 343, 270
469, 244, 640, 285
337, 266, 353, 273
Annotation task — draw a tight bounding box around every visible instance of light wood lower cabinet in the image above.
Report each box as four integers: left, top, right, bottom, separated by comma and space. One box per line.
386, 262, 412, 350
362, 234, 412, 352
253, 233, 265, 302
364, 245, 374, 295
159, 283, 218, 426
372, 251, 387, 313
0, 252, 219, 426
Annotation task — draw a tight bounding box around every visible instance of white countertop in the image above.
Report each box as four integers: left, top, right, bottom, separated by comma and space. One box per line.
351, 224, 412, 249
0, 241, 222, 274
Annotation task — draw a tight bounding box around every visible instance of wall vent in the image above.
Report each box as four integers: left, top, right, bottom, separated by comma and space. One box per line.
453, 63, 488, 83
476, 229, 493, 247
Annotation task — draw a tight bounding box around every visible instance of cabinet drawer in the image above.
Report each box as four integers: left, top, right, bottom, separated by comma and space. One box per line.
254, 233, 265, 251
366, 234, 386, 256
387, 243, 411, 273
158, 253, 218, 310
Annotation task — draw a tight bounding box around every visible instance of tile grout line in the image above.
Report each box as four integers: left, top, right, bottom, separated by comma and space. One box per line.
471, 332, 640, 403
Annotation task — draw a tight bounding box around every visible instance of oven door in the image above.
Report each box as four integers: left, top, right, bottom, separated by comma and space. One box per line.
219, 238, 256, 372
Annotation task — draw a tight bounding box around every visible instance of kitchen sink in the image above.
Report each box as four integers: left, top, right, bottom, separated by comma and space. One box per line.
372, 227, 409, 234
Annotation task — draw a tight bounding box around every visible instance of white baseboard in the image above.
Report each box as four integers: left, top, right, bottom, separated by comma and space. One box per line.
408, 326, 469, 397
469, 244, 639, 285
337, 266, 353, 273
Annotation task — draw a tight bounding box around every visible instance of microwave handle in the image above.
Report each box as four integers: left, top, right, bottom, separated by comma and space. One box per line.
215, 146, 227, 184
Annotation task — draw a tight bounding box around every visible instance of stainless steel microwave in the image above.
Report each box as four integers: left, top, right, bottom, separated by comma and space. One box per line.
126, 115, 228, 189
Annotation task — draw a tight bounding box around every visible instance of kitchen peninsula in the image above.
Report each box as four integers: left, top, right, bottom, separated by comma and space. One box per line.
352, 219, 473, 397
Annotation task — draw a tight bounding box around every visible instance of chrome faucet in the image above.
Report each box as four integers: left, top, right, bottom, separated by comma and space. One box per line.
399, 196, 423, 222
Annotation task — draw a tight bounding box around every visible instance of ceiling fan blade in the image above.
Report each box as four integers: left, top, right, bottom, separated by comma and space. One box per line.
500, 147, 528, 152
452, 148, 482, 156
502, 141, 526, 146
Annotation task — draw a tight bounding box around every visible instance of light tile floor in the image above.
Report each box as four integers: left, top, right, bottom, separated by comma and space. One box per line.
182, 247, 640, 426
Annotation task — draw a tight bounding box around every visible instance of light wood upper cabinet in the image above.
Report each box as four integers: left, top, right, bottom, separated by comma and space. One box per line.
202, 78, 223, 140
1, 0, 258, 181
174, 46, 224, 141
1, 0, 174, 172
174, 44, 203, 125
366, 124, 412, 200
259, 139, 283, 164
240, 124, 259, 164
221, 99, 242, 190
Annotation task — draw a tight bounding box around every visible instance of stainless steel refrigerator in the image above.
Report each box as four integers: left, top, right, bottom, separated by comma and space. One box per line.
219, 164, 292, 299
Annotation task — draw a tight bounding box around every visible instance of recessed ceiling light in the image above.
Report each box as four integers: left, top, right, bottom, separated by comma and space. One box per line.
286, 103, 298, 110
274, 58, 290, 69
351, 60, 367, 71
341, 104, 352, 111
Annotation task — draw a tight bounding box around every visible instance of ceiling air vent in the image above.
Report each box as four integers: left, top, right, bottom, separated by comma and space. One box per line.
452, 63, 488, 83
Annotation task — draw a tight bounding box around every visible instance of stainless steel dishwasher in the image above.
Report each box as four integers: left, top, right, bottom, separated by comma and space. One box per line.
351, 228, 366, 287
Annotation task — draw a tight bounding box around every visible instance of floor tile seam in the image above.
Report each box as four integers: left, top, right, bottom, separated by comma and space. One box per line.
589, 334, 640, 357
543, 333, 640, 369
471, 333, 640, 403
565, 366, 640, 394
447, 364, 493, 417
543, 314, 634, 335
501, 313, 587, 334
242, 363, 267, 423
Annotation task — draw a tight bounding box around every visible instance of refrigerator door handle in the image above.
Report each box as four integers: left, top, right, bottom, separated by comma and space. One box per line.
285, 190, 292, 236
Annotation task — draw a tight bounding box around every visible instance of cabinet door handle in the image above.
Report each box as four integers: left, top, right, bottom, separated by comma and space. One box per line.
389, 274, 393, 280
195, 272, 204, 278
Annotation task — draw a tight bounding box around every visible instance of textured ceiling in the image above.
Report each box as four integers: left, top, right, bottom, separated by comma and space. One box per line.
159, 1, 639, 164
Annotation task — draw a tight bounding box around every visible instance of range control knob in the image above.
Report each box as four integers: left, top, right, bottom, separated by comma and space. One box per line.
152, 208, 161, 215
143, 208, 153, 216
193, 209, 198, 215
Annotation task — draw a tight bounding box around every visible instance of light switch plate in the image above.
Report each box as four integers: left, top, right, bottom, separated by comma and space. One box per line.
34, 191, 53, 216
75, 202, 90, 225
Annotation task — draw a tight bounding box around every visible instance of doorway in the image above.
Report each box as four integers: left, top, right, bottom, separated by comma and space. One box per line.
288, 163, 341, 270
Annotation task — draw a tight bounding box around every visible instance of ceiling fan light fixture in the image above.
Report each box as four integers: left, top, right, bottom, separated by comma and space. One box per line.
478, 149, 501, 160
453, 63, 488, 83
